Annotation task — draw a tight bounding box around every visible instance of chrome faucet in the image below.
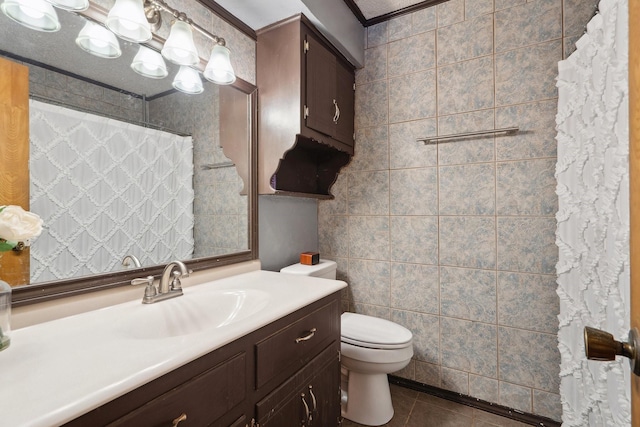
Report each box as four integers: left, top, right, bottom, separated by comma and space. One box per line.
131, 260, 191, 304
159, 260, 190, 293
121, 254, 141, 268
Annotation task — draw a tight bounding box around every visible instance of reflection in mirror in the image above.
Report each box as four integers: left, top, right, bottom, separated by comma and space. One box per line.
0, 3, 254, 293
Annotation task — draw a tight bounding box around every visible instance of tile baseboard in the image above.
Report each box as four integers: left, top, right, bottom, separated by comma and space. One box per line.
388, 375, 561, 427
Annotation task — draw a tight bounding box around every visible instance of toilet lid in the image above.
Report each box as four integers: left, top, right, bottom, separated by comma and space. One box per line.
341, 313, 412, 350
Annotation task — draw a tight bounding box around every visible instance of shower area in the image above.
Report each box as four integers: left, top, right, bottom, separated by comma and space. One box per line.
317, 0, 599, 422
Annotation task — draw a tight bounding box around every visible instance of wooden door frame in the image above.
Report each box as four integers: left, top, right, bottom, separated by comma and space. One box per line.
629, 0, 639, 425
0, 57, 30, 286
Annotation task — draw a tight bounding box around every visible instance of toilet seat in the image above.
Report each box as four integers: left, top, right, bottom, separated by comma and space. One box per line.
341, 313, 412, 350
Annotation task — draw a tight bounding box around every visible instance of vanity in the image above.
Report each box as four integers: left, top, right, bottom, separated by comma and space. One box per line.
0, 271, 346, 427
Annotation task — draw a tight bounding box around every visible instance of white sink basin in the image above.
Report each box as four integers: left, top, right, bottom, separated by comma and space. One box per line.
123, 289, 270, 339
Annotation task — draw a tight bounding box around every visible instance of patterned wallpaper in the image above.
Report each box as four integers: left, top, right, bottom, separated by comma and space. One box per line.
318, 0, 595, 420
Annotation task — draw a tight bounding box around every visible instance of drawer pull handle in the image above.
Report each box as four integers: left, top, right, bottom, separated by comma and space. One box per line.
295, 328, 317, 343
301, 393, 311, 425
172, 413, 187, 426
308, 385, 317, 415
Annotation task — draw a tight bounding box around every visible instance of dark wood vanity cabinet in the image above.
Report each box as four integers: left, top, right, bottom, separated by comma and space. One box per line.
257, 14, 355, 197
64, 292, 341, 427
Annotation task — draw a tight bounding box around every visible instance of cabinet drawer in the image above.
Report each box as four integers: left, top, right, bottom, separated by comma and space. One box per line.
255, 299, 339, 389
108, 352, 246, 427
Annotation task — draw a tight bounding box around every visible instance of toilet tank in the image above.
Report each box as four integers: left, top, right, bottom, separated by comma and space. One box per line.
280, 259, 337, 280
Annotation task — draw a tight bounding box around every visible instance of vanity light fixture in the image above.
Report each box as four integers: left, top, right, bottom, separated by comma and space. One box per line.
131, 45, 168, 78
161, 19, 198, 66
203, 44, 235, 85
76, 20, 121, 58
105, 0, 151, 43
172, 65, 203, 94
148, 0, 237, 87
0, 0, 237, 93
0, 0, 61, 32
46, 0, 88, 11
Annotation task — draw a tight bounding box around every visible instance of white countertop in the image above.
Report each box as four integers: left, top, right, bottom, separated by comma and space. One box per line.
0, 270, 346, 427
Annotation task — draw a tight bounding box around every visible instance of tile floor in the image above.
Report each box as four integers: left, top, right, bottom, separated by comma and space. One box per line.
341, 385, 530, 427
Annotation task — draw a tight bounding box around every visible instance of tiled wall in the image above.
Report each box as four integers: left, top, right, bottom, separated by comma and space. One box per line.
318, 0, 595, 421
149, 86, 249, 258
26, 61, 146, 123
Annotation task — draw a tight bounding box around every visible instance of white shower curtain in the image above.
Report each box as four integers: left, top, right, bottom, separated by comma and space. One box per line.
555, 0, 630, 425
29, 100, 195, 283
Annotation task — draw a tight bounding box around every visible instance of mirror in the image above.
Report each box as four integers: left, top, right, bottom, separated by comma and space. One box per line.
0, 2, 257, 304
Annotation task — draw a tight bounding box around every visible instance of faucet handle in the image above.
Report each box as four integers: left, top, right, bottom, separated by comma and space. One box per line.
131, 276, 157, 300
171, 271, 183, 291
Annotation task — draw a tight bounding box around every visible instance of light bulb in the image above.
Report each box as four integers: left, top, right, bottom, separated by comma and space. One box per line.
203, 44, 235, 85
1, 0, 61, 32
19, 3, 43, 18
105, 0, 151, 43
131, 45, 168, 79
172, 66, 203, 94
76, 20, 121, 59
161, 20, 199, 66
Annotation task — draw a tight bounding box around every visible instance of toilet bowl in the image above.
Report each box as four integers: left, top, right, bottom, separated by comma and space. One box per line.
280, 260, 414, 426
340, 312, 413, 426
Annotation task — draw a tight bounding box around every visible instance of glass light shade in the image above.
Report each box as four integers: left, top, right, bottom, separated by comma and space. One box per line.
0, 0, 60, 32
46, 0, 88, 11
172, 66, 203, 94
131, 46, 168, 79
76, 21, 121, 59
105, 0, 151, 43
203, 44, 235, 85
161, 20, 199, 66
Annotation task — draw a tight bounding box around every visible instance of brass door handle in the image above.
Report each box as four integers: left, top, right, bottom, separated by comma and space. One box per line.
584, 326, 640, 375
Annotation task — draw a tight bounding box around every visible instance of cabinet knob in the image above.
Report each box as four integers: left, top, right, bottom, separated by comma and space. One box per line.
295, 327, 317, 343
171, 413, 187, 426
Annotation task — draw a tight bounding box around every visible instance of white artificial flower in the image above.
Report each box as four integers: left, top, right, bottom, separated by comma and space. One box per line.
0, 205, 43, 242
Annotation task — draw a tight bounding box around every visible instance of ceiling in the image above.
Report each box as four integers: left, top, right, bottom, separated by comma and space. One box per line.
213, 0, 439, 65
213, 0, 437, 30
348, 0, 434, 23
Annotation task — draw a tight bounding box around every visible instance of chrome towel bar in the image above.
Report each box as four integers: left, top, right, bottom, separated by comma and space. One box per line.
417, 127, 519, 144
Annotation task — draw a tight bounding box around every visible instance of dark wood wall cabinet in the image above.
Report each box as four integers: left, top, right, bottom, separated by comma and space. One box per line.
64, 292, 342, 427
257, 14, 355, 198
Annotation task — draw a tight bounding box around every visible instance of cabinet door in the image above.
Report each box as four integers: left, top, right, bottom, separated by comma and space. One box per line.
306, 358, 340, 427
305, 33, 336, 138
256, 345, 340, 427
259, 371, 339, 427
333, 61, 355, 147
260, 391, 309, 427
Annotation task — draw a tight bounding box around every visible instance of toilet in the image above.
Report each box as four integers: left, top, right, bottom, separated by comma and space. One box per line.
280, 260, 414, 426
